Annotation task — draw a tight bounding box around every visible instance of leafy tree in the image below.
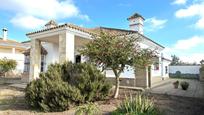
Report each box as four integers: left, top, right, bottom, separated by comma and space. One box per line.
170, 55, 181, 65
80, 32, 156, 98
200, 59, 204, 65
0, 58, 17, 77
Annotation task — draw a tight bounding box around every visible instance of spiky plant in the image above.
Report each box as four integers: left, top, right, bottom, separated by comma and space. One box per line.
112, 94, 159, 115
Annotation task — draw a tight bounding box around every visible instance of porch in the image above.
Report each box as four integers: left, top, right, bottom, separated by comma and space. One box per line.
26, 23, 92, 82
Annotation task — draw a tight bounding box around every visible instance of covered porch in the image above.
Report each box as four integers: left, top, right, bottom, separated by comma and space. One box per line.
26, 23, 92, 82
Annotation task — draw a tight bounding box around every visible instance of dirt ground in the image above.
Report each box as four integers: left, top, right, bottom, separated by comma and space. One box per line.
0, 84, 204, 115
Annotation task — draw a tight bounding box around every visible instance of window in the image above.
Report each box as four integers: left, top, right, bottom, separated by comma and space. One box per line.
24, 55, 30, 72
153, 62, 159, 70
41, 55, 46, 72
165, 66, 168, 74
75, 55, 81, 63
23, 54, 46, 72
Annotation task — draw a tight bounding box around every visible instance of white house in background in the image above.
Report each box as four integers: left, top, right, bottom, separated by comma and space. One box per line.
24, 13, 171, 88
0, 28, 26, 76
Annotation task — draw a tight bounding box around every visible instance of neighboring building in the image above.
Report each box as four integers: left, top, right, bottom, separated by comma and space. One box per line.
25, 13, 171, 88
0, 28, 26, 76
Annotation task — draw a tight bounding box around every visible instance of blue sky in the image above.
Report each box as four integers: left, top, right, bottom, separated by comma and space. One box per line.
0, 0, 204, 63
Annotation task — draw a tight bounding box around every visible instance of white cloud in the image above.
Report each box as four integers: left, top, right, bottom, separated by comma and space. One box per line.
175, 2, 204, 29
196, 18, 204, 29
145, 17, 168, 31
163, 36, 204, 63
0, 0, 89, 29
174, 36, 204, 50
172, 0, 187, 5
179, 53, 204, 63
10, 15, 46, 29
78, 14, 90, 21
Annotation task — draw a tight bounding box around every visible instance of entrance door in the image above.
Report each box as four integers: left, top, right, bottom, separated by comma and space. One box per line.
148, 66, 151, 87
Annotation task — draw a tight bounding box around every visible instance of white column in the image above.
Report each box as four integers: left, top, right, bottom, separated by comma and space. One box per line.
59, 32, 75, 63
29, 39, 41, 82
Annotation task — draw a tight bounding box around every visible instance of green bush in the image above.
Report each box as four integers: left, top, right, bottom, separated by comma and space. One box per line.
0, 58, 17, 77
111, 94, 158, 115
61, 63, 111, 102
180, 81, 189, 90
75, 102, 101, 115
200, 65, 204, 80
25, 62, 111, 112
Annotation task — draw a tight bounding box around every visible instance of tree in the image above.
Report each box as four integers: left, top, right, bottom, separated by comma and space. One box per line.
200, 59, 204, 65
0, 58, 17, 77
80, 32, 156, 98
170, 55, 181, 65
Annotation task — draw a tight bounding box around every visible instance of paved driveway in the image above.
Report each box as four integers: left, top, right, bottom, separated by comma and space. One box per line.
149, 79, 204, 98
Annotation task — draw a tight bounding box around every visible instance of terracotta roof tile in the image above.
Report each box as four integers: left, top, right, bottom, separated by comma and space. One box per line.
26, 22, 164, 48
0, 38, 26, 49
23, 45, 47, 55
26, 23, 96, 36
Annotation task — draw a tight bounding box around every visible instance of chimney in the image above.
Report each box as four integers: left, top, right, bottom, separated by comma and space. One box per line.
2, 28, 8, 40
45, 20, 58, 29
127, 13, 145, 34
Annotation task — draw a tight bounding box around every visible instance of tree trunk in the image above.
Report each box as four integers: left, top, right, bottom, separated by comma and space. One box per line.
113, 76, 120, 98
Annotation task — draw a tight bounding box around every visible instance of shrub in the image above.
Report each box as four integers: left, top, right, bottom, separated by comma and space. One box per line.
200, 65, 204, 80
180, 81, 189, 90
61, 63, 111, 102
169, 73, 199, 79
25, 62, 111, 112
175, 71, 181, 78
75, 102, 101, 115
111, 94, 158, 115
0, 58, 17, 77
25, 73, 83, 112
173, 80, 179, 89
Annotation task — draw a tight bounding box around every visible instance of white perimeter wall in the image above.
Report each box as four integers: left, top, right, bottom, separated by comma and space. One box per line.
169, 66, 201, 74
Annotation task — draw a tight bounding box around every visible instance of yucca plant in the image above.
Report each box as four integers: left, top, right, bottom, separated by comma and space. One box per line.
112, 94, 158, 115
75, 102, 101, 115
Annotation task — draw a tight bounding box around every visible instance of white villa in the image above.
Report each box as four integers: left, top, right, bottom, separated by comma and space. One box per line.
0, 28, 26, 76
23, 13, 171, 88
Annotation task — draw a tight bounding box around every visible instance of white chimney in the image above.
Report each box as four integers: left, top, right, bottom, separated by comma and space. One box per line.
127, 13, 145, 34
45, 20, 58, 29
2, 28, 8, 40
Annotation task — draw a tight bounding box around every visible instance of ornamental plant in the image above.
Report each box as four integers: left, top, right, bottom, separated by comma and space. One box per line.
0, 58, 17, 77
180, 81, 189, 90
111, 94, 159, 115
25, 62, 111, 112
80, 32, 156, 98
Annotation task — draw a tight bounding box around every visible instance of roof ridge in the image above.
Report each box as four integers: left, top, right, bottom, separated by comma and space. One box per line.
99, 26, 137, 32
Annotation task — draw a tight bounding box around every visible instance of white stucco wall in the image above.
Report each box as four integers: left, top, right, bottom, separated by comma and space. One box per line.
105, 66, 135, 78
162, 60, 171, 77
42, 42, 59, 71
169, 66, 201, 74
0, 51, 25, 72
